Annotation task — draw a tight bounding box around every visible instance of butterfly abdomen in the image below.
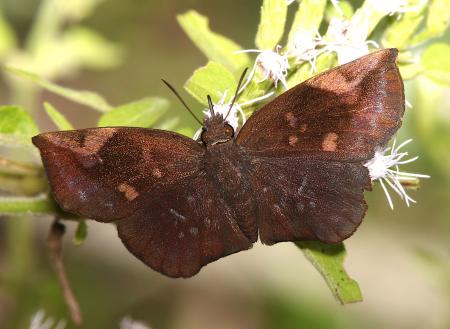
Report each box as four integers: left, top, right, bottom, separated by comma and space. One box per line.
204, 142, 258, 242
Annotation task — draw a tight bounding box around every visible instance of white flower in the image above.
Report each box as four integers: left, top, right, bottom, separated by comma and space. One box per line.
238, 46, 290, 89
324, 17, 379, 64
204, 90, 247, 131
369, 0, 427, 16
120, 317, 151, 329
29, 310, 66, 329
193, 90, 273, 139
289, 30, 325, 71
364, 139, 430, 209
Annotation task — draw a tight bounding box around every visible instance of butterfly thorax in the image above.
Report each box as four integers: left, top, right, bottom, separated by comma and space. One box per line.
201, 114, 235, 146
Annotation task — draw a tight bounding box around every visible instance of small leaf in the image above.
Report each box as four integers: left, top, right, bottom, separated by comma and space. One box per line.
177, 10, 250, 72
73, 220, 88, 246
296, 241, 363, 304
382, 0, 427, 49
0, 9, 17, 59
325, 0, 354, 19
184, 61, 237, 106
153, 117, 180, 131
287, 0, 327, 49
60, 27, 124, 70
0, 194, 57, 215
4, 66, 113, 112
255, 0, 288, 50
399, 63, 424, 80
44, 103, 74, 130
411, 0, 450, 46
421, 43, 450, 86
0, 105, 38, 139
98, 97, 170, 127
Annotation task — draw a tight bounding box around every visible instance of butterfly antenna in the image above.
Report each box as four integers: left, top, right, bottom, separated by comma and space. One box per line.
207, 95, 215, 116
161, 79, 203, 125
225, 68, 248, 120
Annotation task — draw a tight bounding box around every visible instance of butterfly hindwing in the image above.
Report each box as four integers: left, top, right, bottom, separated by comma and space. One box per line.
116, 172, 253, 278
249, 156, 371, 244
32, 127, 203, 222
236, 48, 404, 161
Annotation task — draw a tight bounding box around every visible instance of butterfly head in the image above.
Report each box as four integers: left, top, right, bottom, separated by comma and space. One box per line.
201, 114, 234, 146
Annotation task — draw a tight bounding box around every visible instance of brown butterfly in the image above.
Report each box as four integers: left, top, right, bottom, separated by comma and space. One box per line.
32, 48, 404, 278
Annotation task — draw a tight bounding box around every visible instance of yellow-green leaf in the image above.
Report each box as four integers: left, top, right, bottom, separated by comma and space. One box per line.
73, 220, 88, 246
255, 0, 288, 50
184, 61, 237, 106
98, 97, 170, 127
411, 0, 450, 46
4, 66, 113, 112
44, 102, 74, 130
0, 105, 38, 139
177, 10, 250, 72
288, 0, 327, 49
296, 241, 363, 304
0, 9, 17, 59
421, 43, 450, 86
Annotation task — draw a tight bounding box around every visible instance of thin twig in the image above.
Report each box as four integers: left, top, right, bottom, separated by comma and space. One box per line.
47, 219, 83, 325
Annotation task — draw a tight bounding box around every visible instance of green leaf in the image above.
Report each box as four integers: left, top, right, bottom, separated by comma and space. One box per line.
255, 0, 288, 50
0, 105, 38, 139
325, 0, 354, 19
73, 220, 88, 246
98, 97, 170, 127
399, 64, 424, 80
59, 27, 123, 70
287, 0, 327, 49
381, 0, 427, 49
0, 195, 57, 215
4, 66, 113, 112
184, 61, 237, 106
44, 102, 74, 130
288, 52, 336, 88
421, 43, 450, 86
296, 241, 362, 304
0, 9, 17, 59
177, 10, 250, 72
411, 0, 450, 46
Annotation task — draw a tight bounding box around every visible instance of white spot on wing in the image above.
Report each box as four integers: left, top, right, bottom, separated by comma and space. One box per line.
169, 208, 186, 221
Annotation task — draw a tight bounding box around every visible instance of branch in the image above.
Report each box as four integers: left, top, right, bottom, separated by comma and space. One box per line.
47, 219, 83, 325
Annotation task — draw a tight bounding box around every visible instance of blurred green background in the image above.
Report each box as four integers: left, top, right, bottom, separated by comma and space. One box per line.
0, 0, 449, 328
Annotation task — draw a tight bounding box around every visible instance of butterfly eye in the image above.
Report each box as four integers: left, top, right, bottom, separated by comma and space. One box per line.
224, 124, 234, 137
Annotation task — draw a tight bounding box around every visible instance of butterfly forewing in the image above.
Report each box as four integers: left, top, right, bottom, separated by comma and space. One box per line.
32, 128, 203, 221
236, 48, 404, 161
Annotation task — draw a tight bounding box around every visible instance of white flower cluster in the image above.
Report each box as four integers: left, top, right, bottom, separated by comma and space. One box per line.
364, 139, 430, 209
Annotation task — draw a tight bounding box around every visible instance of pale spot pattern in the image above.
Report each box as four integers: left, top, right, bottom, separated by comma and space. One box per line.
322, 132, 338, 151
118, 183, 139, 201
289, 135, 298, 146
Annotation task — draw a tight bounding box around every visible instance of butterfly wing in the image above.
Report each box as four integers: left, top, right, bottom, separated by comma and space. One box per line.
235, 49, 404, 244
236, 48, 404, 161
33, 127, 252, 277
250, 156, 370, 244
116, 173, 252, 278
33, 127, 202, 222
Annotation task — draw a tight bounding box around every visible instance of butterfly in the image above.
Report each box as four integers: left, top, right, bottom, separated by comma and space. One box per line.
32, 48, 404, 278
